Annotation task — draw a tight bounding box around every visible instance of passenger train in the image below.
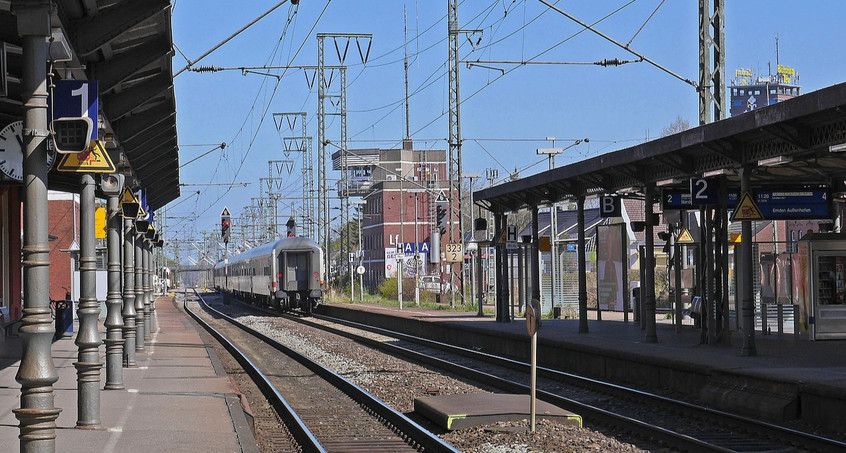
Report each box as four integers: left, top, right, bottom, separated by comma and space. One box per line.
213, 237, 324, 312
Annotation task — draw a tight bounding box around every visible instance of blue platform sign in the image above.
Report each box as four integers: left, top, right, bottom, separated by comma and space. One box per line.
403, 242, 430, 256
52, 80, 98, 140
136, 188, 151, 221
757, 189, 830, 220
662, 186, 830, 220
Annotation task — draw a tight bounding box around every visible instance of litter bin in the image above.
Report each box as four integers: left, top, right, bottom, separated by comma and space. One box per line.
54, 300, 73, 339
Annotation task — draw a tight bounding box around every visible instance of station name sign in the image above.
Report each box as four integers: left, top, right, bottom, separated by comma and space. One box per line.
661, 184, 830, 220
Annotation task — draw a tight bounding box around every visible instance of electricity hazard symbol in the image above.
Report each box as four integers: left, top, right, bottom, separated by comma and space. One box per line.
676, 228, 695, 244
730, 192, 764, 221
57, 140, 116, 173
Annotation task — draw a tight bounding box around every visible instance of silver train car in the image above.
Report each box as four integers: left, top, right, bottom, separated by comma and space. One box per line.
213, 237, 324, 312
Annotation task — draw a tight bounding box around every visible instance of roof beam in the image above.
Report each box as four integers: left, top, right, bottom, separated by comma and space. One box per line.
113, 104, 174, 143
69, 0, 170, 56
102, 74, 171, 121
760, 122, 811, 150
90, 36, 171, 93
122, 122, 175, 154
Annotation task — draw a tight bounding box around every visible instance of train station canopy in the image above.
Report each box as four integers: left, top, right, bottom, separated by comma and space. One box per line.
0, 0, 179, 210
475, 82, 846, 215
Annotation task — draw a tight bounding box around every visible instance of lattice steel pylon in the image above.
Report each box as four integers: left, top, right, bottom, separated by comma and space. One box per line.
272, 112, 314, 237
317, 33, 372, 285
698, 0, 725, 125
447, 0, 464, 307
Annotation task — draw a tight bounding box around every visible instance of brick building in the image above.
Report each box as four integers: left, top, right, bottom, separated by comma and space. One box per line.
334, 140, 451, 290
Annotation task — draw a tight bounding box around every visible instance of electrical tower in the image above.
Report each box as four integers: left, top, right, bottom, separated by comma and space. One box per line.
273, 112, 314, 237
447, 2, 481, 306
316, 33, 372, 284
699, 0, 725, 124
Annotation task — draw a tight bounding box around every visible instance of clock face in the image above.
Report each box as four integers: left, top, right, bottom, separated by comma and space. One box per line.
0, 121, 57, 182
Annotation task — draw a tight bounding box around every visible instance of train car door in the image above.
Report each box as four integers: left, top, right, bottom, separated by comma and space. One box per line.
284, 252, 309, 291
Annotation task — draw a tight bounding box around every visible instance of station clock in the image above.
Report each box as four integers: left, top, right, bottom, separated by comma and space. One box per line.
0, 121, 56, 182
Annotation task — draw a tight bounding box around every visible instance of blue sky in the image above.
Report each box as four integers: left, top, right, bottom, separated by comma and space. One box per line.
168, 0, 846, 246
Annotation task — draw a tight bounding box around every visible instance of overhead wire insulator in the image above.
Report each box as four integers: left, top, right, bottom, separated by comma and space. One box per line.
192, 65, 222, 73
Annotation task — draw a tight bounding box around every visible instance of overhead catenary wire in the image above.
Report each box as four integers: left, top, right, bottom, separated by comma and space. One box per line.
537, 0, 697, 88
174, 0, 293, 77
169, 1, 329, 238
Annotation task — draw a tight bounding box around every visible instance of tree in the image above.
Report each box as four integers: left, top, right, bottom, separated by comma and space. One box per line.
661, 115, 691, 137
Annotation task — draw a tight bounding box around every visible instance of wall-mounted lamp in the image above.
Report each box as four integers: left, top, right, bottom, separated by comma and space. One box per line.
829, 143, 846, 153
757, 155, 792, 167
702, 168, 734, 178
656, 178, 684, 187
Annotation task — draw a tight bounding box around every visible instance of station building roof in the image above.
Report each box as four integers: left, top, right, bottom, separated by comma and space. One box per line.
0, 0, 179, 210
475, 82, 846, 215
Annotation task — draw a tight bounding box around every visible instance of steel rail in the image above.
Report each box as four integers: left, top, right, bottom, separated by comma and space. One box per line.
189, 291, 460, 453
307, 312, 846, 453
183, 290, 324, 452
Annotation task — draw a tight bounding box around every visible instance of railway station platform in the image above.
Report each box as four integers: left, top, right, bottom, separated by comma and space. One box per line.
318, 301, 846, 432
0, 296, 257, 453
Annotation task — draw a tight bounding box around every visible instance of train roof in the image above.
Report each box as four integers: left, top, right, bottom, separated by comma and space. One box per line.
214, 237, 320, 268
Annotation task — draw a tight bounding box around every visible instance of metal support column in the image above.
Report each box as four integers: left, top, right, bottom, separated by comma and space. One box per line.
740, 165, 757, 356
531, 207, 541, 303
134, 233, 145, 350
499, 213, 510, 322
122, 218, 137, 366
644, 185, 658, 342
143, 241, 151, 340
577, 196, 589, 333
13, 3, 62, 450
673, 228, 683, 333
493, 212, 504, 322
104, 193, 124, 389
76, 174, 102, 428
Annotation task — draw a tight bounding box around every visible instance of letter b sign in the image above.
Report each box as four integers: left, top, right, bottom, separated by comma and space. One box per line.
600, 195, 621, 217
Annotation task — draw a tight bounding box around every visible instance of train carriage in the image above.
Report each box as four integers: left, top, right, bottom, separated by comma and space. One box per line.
213, 237, 324, 312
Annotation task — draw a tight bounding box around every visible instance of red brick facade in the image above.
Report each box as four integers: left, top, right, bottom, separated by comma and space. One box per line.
47, 194, 77, 302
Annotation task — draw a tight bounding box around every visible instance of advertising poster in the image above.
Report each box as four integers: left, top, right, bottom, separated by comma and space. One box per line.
384, 248, 397, 278
597, 224, 626, 311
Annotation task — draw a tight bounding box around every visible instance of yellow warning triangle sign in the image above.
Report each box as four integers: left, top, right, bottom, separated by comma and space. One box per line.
57, 140, 116, 173
121, 186, 139, 205
730, 192, 764, 221
676, 227, 695, 244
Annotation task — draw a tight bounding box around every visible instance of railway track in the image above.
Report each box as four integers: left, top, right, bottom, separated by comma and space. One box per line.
183, 290, 459, 453
299, 311, 846, 453
206, 294, 844, 453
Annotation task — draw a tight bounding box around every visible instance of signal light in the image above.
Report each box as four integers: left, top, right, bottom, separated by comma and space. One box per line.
52, 117, 93, 153
436, 205, 447, 235
221, 217, 231, 244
